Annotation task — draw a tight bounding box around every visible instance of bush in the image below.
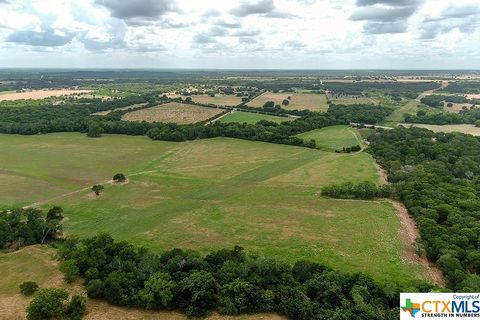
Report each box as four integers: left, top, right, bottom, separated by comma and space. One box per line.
19, 281, 39, 296
91, 184, 104, 196
112, 173, 126, 183
66, 295, 87, 320
27, 288, 69, 320
60, 259, 80, 283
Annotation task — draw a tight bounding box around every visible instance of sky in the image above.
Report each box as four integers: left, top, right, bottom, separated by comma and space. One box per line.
0, 0, 479, 69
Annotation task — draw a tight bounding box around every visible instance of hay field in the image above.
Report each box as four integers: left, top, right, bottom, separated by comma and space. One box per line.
400, 123, 480, 136
191, 94, 243, 106
0, 131, 430, 285
0, 89, 91, 101
122, 102, 223, 124
247, 92, 328, 111
443, 103, 473, 113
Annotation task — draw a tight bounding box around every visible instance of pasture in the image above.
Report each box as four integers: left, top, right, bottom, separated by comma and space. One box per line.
247, 92, 329, 112
0, 89, 91, 101
326, 93, 377, 106
121, 102, 223, 124
0, 132, 430, 285
400, 123, 480, 136
295, 125, 363, 151
191, 94, 243, 106
218, 111, 291, 124
443, 103, 473, 113
0, 246, 282, 320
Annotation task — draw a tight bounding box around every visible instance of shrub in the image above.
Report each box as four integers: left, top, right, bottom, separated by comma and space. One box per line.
19, 281, 39, 296
66, 295, 87, 320
26, 288, 69, 320
112, 173, 126, 183
91, 184, 104, 196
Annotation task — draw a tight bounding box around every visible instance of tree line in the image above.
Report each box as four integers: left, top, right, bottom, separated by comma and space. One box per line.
0, 207, 64, 250
368, 127, 480, 291
56, 233, 430, 319
321, 181, 392, 200
0, 93, 392, 149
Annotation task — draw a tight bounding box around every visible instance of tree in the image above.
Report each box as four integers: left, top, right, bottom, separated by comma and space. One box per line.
92, 184, 104, 196
60, 259, 80, 283
20, 281, 39, 296
46, 206, 64, 221
86, 123, 103, 138
262, 101, 275, 109
113, 173, 126, 183
27, 288, 69, 320
180, 270, 217, 317
138, 272, 176, 309
282, 99, 290, 106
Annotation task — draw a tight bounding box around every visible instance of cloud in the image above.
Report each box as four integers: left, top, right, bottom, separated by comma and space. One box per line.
356, 0, 419, 6
425, 3, 480, 22
6, 28, 74, 47
94, 0, 177, 22
350, 6, 417, 22
232, 29, 261, 37
80, 19, 127, 51
350, 0, 423, 34
214, 20, 242, 29
363, 21, 407, 34
230, 0, 294, 18
230, 0, 275, 17
418, 3, 480, 39
193, 26, 229, 44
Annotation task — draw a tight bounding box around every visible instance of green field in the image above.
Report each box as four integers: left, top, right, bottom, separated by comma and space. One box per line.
0, 132, 427, 285
296, 125, 363, 151
218, 111, 291, 124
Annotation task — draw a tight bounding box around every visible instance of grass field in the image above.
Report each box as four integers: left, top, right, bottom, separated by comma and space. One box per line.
326, 94, 377, 106
295, 125, 362, 151
122, 102, 223, 124
191, 95, 243, 106
0, 89, 91, 101
247, 92, 328, 112
399, 123, 480, 136
0, 246, 282, 320
218, 111, 291, 124
0, 134, 176, 208
0, 131, 429, 285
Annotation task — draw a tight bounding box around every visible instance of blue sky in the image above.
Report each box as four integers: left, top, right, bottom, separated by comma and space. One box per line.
0, 0, 479, 69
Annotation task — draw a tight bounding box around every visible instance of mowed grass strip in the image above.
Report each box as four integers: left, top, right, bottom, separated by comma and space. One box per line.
218, 111, 291, 124
247, 92, 329, 112
122, 102, 223, 124
296, 125, 362, 151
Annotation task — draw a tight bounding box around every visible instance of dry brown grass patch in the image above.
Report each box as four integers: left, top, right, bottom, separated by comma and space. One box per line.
122, 102, 223, 124
0, 89, 91, 101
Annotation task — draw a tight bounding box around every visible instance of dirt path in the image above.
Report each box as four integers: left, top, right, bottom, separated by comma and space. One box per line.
390, 200, 445, 286
347, 127, 365, 152
374, 162, 445, 285
375, 163, 388, 185
23, 170, 159, 209
208, 110, 233, 124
